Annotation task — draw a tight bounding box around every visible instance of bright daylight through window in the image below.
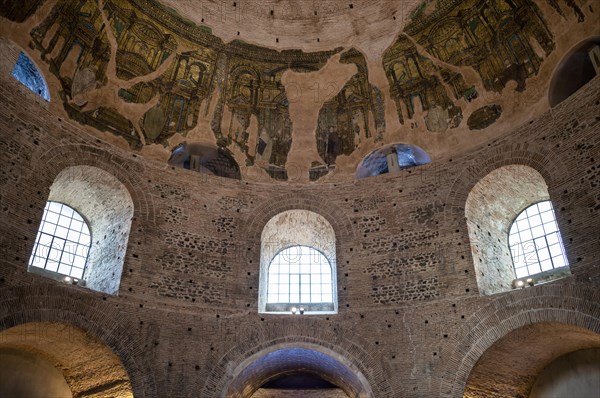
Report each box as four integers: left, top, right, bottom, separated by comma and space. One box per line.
29, 201, 90, 279
509, 201, 569, 278
267, 245, 334, 313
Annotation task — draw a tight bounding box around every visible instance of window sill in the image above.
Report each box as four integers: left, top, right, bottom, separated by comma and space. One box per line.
28, 266, 86, 287
513, 266, 571, 288
263, 302, 336, 315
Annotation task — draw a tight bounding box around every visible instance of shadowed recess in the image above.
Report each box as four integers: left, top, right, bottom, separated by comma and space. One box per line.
356, 143, 431, 179
168, 141, 241, 179
226, 347, 372, 397
549, 37, 600, 107
464, 322, 600, 398
0, 322, 133, 398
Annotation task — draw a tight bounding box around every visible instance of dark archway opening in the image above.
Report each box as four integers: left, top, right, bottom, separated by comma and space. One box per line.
225, 346, 372, 398
549, 37, 600, 107
168, 141, 241, 180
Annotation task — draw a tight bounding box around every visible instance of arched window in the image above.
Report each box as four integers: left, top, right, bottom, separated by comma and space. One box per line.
29, 202, 90, 280
259, 210, 337, 314
509, 201, 569, 278
266, 246, 334, 313
12, 52, 50, 101
28, 166, 134, 295
356, 143, 431, 179
465, 165, 571, 296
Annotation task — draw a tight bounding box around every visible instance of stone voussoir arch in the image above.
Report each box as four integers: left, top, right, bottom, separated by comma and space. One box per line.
245, 192, 356, 244
0, 283, 156, 398
201, 332, 393, 397
436, 284, 600, 398
31, 143, 155, 223
443, 142, 568, 222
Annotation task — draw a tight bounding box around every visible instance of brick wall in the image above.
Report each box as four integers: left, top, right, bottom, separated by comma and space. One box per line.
0, 55, 599, 396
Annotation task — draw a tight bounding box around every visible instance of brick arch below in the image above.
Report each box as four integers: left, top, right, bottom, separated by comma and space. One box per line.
201, 333, 393, 397
0, 284, 156, 397
437, 284, 600, 398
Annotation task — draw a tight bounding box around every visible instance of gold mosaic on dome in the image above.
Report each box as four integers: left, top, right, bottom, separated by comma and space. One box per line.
11, 0, 587, 180
383, 0, 564, 132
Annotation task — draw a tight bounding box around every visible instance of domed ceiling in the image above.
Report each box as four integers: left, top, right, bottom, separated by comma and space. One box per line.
1, 0, 597, 182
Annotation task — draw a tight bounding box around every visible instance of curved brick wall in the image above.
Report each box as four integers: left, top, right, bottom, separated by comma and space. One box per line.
0, 45, 599, 396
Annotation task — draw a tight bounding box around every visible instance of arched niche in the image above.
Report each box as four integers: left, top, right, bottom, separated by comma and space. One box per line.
223, 343, 373, 398
28, 165, 134, 295
464, 323, 600, 398
549, 37, 600, 107
465, 165, 570, 295
168, 141, 241, 180
258, 209, 337, 314
0, 322, 133, 397
356, 143, 431, 179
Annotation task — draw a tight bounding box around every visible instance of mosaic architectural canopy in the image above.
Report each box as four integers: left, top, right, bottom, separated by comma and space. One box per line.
1, 0, 598, 182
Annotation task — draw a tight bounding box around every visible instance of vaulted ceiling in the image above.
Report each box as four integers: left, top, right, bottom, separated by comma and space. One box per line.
1, 0, 598, 182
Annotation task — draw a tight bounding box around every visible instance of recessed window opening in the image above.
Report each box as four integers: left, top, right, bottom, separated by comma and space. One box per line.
266, 245, 334, 312
168, 141, 241, 180
465, 165, 571, 296
259, 209, 337, 314
509, 201, 569, 278
29, 201, 90, 280
356, 143, 431, 179
28, 166, 134, 295
12, 51, 50, 101
548, 37, 600, 107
